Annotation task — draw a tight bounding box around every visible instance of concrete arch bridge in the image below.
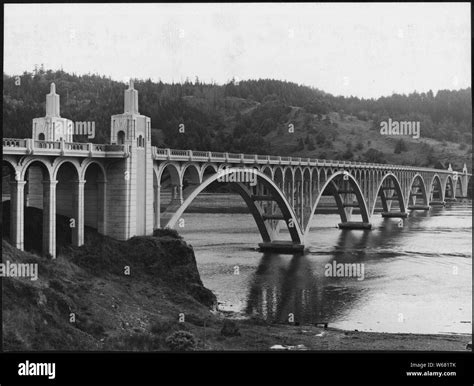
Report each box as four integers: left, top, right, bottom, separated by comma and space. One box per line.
3, 140, 471, 256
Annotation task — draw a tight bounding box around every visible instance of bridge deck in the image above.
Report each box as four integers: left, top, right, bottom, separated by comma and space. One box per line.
3, 138, 470, 176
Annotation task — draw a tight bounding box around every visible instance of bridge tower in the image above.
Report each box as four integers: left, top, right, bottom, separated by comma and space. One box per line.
32, 83, 74, 142
107, 79, 154, 239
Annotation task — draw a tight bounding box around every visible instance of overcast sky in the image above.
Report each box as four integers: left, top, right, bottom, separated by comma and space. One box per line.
4, 3, 471, 98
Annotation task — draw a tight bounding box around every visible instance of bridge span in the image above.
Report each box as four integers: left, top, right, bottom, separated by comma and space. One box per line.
2, 82, 472, 257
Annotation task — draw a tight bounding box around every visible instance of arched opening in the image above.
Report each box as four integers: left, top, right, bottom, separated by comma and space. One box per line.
38, 133, 45, 141
181, 164, 201, 200
455, 177, 463, 198
274, 167, 284, 191
22, 160, 51, 255
160, 168, 303, 245
158, 163, 182, 226
83, 162, 106, 234
294, 168, 303, 223
1, 161, 16, 245
259, 166, 275, 222
301, 168, 312, 228
444, 176, 454, 200
283, 168, 293, 204
55, 162, 80, 256
311, 169, 319, 204
117, 130, 125, 145
408, 174, 428, 208
201, 164, 218, 183
372, 174, 406, 217
430, 175, 443, 202
306, 171, 370, 235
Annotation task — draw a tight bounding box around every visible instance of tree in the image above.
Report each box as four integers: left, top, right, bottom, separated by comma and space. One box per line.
394, 139, 407, 154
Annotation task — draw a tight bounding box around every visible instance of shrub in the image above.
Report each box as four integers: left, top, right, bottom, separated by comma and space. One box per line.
165, 330, 196, 351
150, 319, 175, 335
220, 320, 241, 337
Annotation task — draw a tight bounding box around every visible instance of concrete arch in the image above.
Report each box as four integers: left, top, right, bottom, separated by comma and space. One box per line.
407, 173, 428, 207
455, 176, 463, 197
19, 157, 52, 181
274, 167, 284, 189
80, 159, 107, 181
261, 165, 274, 179
302, 166, 311, 179
83, 162, 106, 233
283, 166, 294, 179
157, 162, 181, 184
181, 163, 201, 184
200, 163, 218, 182
429, 174, 443, 201
52, 158, 82, 181
444, 175, 455, 199
164, 168, 304, 244
2, 156, 19, 172
311, 168, 319, 192
305, 171, 370, 235
370, 173, 406, 216
294, 166, 303, 176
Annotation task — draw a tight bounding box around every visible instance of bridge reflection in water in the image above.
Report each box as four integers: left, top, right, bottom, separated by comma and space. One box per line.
243, 202, 471, 331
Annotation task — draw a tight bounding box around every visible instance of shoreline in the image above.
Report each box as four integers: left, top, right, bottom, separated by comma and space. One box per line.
187, 310, 472, 351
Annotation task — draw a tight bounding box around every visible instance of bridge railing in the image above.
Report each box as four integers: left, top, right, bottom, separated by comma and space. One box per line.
34, 140, 61, 149
150, 146, 470, 175
3, 138, 27, 148
3, 139, 469, 175
3, 138, 128, 157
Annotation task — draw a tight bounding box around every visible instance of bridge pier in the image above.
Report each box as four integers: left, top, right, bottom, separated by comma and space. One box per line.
9, 180, 26, 251
408, 205, 430, 210
71, 179, 85, 247
153, 184, 161, 229
42, 180, 57, 258
258, 241, 305, 254
429, 201, 446, 206
338, 222, 372, 230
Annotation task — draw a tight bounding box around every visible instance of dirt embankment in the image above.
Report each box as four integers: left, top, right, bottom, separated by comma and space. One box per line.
2, 228, 218, 351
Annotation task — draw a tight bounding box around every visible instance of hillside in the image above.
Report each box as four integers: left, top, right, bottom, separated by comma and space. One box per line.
3, 70, 472, 171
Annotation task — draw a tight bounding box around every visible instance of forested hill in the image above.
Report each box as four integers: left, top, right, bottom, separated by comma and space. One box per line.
3, 69, 472, 170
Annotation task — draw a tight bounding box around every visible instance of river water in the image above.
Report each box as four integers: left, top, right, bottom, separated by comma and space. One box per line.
179, 201, 472, 334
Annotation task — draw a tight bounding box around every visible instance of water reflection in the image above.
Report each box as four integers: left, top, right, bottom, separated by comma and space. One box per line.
245, 203, 471, 329
182, 202, 471, 333
246, 228, 371, 324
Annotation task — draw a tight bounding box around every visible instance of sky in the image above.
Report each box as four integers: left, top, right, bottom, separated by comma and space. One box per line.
3, 3, 471, 98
